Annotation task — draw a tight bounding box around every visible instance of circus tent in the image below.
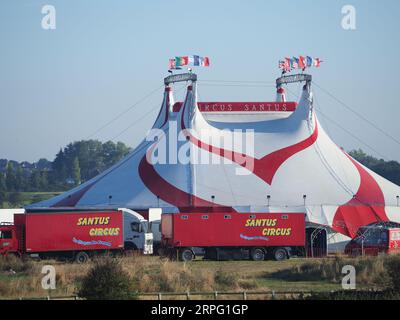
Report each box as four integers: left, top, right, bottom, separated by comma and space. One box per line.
28, 72, 400, 239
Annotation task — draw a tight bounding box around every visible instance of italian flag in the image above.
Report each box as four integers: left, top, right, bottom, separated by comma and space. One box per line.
175, 56, 189, 67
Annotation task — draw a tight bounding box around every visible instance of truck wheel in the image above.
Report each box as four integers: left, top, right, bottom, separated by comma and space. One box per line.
273, 248, 288, 261
250, 248, 265, 261
180, 248, 194, 262
75, 251, 90, 264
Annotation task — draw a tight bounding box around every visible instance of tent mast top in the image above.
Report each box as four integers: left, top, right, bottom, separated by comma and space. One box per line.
164, 72, 197, 85
276, 73, 312, 88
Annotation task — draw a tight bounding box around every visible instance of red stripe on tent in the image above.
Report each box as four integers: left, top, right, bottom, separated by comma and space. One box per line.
181, 97, 319, 185
138, 143, 228, 210
332, 153, 388, 238
253, 122, 319, 184
173, 102, 297, 113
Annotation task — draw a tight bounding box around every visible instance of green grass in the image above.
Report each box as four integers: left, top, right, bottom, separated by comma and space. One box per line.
1, 191, 61, 208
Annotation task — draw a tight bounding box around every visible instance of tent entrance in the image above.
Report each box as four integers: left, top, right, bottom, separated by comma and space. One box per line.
306, 226, 327, 257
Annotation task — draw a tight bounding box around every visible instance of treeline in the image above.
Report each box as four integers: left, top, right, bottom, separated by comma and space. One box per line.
349, 149, 400, 186
0, 140, 131, 194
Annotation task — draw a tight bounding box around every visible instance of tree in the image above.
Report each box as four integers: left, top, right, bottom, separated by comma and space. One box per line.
29, 170, 41, 191
8, 192, 23, 207
0, 173, 6, 192
72, 157, 81, 186
39, 171, 49, 191
5, 163, 16, 191
349, 149, 400, 186
0, 191, 6, 207
15, 166, 25, 191
52, 140, 131, 185
78, 258, 138, 300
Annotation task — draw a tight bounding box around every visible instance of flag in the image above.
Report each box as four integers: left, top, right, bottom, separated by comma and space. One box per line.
168, 58, 176, 70
306, 56, 313, 67
279, 60, 290, 72
314, 58, 322, 67
174, 55, 209, 67
292, 57, 299, 69
285, 57, 292, 70
193, 55, 200, 66
299, 56, 306, 69
175, 56, 189, 67
201, 56, 210, 67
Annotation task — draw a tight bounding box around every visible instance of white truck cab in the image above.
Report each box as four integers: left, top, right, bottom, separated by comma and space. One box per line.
120, 208, 153, 255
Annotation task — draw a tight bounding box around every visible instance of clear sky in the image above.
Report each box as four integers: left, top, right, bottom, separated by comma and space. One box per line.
1, 0, 399, 162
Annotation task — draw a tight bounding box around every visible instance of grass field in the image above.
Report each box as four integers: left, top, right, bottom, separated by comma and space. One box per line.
0, 254, 390, 300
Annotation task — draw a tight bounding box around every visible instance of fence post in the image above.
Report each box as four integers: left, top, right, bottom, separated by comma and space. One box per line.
158, 293, 162, 300
186, 291, 190, 300
214, 291, 218, 300
271, 290, 276, 300
242, 291, 247, 300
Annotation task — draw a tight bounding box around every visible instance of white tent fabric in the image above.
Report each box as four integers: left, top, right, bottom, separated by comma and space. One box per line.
28, 76, 400, 238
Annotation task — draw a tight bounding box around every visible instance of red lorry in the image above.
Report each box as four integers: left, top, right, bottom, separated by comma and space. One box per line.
0, 210, 124, 263
345, 224, 400, 256
161, 211, 306, 261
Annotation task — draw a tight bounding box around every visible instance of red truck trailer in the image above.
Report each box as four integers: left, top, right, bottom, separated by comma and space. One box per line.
161, 212, 306, 261
0, 210, 124, 263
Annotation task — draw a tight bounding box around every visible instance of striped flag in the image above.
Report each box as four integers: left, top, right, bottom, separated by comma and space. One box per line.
170, 55, 210, 68
168, 59, 176, 70
292, 57, 299, 69
175, 56, 189, 67
314, 58, 322, 67
299, 56, 306, 69
278, 56, 322, 71
199, 56, 210, 67
306, 56, 313, 67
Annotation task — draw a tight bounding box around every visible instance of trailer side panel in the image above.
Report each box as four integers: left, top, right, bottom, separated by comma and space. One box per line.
24, 211, 124, 252
163, 212, 305, 247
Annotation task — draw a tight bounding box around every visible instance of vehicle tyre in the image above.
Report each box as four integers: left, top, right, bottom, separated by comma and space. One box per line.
250, 248, 265, 261
180, 248, 194, 262
75, 251, 90, 264
273, 248, 288, 261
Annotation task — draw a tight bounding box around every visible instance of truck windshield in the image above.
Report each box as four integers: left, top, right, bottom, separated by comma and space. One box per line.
131, 221, 148, 233
141, 221, 149, 233
0, 230, 12, 239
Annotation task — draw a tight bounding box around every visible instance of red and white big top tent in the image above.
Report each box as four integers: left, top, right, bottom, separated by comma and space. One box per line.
28, 72, 400, 240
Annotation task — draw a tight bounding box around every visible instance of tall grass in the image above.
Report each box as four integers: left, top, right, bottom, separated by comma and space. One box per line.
267, 255, 394, 289
1, 254, 399, 299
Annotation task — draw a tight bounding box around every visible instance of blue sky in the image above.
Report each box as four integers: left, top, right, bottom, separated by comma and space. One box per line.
1, 0, 399, 162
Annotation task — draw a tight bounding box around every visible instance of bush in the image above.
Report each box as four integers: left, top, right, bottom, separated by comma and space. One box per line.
385, 255, 400, 290
0, 255, 33, 273
78, 258, 138, 300
214, 270, 238, 289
